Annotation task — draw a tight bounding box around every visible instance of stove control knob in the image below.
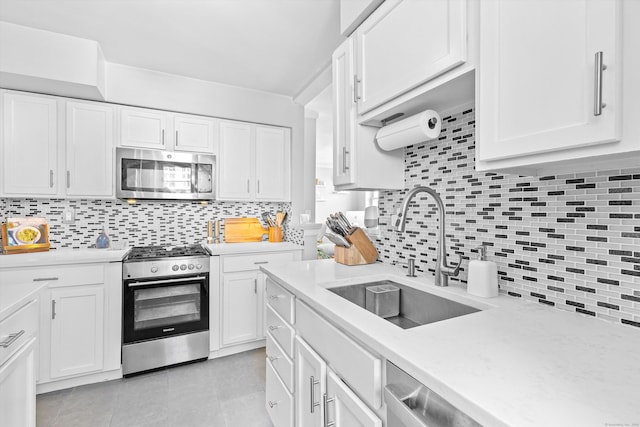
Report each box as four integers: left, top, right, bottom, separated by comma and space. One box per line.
150, 266, 159, 273
196, 264, 203, 270
172, 265, 179, 272
188, 264, 194, 270
180, 264, 187, 271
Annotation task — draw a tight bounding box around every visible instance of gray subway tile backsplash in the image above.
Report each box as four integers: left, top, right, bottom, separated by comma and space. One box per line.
376, 106, 640, 329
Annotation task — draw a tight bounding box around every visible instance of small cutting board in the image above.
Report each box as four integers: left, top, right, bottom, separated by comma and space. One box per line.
224, 218, 267, 243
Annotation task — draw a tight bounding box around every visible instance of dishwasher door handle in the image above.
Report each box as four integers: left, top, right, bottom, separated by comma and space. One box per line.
384, 386, 428, 427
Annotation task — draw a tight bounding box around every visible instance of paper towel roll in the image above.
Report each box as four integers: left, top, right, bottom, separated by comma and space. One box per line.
375, 110, 441, 151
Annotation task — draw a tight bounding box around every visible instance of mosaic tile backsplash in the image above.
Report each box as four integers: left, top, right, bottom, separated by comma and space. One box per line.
377, 106, 640, 329
0, 199, 300, 247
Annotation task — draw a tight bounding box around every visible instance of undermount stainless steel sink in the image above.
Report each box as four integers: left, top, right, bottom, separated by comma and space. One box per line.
328, 280, 479, 329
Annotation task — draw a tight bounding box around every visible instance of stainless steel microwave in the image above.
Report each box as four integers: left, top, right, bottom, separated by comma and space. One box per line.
116, 147, 215, 200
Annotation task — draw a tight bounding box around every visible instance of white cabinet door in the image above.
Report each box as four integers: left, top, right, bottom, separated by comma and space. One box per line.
255, 125, 290, 201
218, 120, 253, 200
50, 285, 104, 379
221, 271, 260, 346
356, 0, 467, 113
266, 358, 294, 427
65, 101, 114, 197
0, 338, 36, 427
120, 107, 168, 149
174, 114, 215, 153
477, 0, 621, 162
295, 337, 327, 427
332, 37, 356, 187
325, 369, 382, 427
2, 92, 58, 196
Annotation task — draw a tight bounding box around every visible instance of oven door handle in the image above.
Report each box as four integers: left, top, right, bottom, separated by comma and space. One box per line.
127, 276, 208, 287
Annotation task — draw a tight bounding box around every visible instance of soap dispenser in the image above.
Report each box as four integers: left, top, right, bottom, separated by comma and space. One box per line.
96, 226, 110, 249
467, 244, 498, 297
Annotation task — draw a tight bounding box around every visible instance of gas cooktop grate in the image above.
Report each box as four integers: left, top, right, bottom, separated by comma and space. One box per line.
125, 244, 209, 261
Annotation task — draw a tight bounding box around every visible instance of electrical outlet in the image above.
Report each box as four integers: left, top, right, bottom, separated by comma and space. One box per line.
62, 207, 75, 224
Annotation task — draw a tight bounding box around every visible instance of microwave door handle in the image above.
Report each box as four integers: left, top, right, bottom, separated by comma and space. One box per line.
192, 164, 198, 194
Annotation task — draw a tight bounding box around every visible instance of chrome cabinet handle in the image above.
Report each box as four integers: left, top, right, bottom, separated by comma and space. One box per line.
352, 75, 361, 103
268, 294, 284, 300
310, 376, 321, 413
254, 261, 269, 265
49, 170, 54, 188
267, 400, 279, 408
342, 147, 350, 172
268, 325, 281, 332
161, 129, 165, 145
66, 170, 70, 188
175, 130, 179, 146
0, 330, 25, 348
323, 393, 335, 427
247, 179, 250, 193
254, 278, 257, 294
257, 180, 260, 194
594, 51, 607, 116
51, 300, 57, 320
33, 277, 58, 282
267, 354, 280, 363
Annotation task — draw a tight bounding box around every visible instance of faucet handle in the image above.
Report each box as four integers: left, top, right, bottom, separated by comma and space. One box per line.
443, 253, 462, 277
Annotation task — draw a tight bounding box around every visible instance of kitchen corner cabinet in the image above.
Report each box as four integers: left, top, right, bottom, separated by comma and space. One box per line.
1, 92, 58, 196
477, 0, 640, 175
217, 121, 291, 201
356, 0, 467, 114
65, 101, 114, 197
332, 37, 404, 191
120, 106, 215, 153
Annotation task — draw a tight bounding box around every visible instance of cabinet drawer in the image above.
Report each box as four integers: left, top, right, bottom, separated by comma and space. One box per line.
296, 300, 382, 409
0, 299, 38, 366
266, 358, 294, 427
0, 264, 104, 287
266, 305, 294, 359
222, 252, 296, 273
266, 279, 295, 324
266, 332, 294, 393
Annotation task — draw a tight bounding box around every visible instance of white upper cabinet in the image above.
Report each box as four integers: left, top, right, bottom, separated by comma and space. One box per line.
356, 0, 467, 114
173, 114, 215, 153
255, 125, 291, 201
477, 0, 622, 166
332, 37, 404, 191
120, 107, 168, 150
218, 120, 253, 200
218, 120, 291, 201
65, 101, 114, 197
2, 92, 58, 196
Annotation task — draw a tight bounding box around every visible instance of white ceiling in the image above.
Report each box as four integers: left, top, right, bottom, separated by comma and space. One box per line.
0, 0, 343, 97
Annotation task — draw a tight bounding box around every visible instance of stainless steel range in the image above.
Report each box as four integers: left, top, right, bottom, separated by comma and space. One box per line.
122, 244, 210, 376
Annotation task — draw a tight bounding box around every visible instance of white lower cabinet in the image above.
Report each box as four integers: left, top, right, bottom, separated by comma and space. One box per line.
326, 369, 382, 427
221, 271, 260, 346
0, 338, 36, 427
49, 285, 105, 378
266, 357, 294, 427
296, 337, 326, 427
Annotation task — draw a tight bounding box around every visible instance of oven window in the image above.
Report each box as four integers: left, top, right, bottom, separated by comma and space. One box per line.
122, 159, 194, 193
133, 283, 202, 330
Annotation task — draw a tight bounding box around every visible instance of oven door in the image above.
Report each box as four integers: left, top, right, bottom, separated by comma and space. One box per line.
123, 274, 209, 344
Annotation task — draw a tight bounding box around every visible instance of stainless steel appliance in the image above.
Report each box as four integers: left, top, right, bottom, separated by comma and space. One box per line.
116, 147, 215, 200
385, 361, 481, 427
122, 245, 210, 376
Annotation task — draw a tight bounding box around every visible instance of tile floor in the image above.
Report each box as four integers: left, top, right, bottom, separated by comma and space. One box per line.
36, 348, 274, 427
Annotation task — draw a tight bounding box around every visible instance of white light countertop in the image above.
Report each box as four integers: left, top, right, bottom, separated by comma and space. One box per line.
0, 248, 130, 269
261, 259, 640, 427
205, 242, 302, 256
0, 281, 45, 321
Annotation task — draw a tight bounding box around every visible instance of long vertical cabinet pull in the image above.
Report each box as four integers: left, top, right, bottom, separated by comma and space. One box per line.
353, 75, 361, 103
175, 130, 179, 147
310, 376, 321, 413
51, 300, 57, 320
323, 394, 335, 427
49, 170, 54, 188
342, 147, 350, 172
247, 179, 250, 194
594, 51, 607, 116
254, 278, 257, 294
257, 180, 260, 194
161, 129, 165, 145
66, 171, 70, 188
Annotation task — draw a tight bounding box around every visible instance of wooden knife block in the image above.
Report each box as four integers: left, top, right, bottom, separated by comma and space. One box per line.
334, 228, 378, 266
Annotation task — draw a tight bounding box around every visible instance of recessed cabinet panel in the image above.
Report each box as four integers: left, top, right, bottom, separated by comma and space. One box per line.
174, 115, 215, 153
120, 108, 167, 149
66, 101, 114, 197
221, 271, 260, 346
50, 285, 105, 379
477, 0, 621, 162
326, 369, 382, 427
332, 37, 356, 186
218, 121, 253, 200
255, 126, 290, 201
2, 93, 58, 196
295, 337, 326, 427
357, 0, 467, 113
0, 338, 36, 427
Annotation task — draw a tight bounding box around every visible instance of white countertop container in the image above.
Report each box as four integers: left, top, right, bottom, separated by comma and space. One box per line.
261, 259, 640, 427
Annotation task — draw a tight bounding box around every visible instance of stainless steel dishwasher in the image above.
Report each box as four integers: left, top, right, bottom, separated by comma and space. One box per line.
385, 361, 482, 427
